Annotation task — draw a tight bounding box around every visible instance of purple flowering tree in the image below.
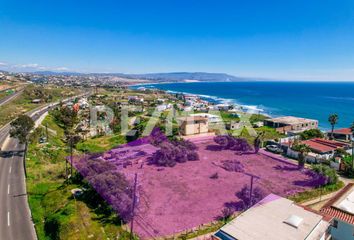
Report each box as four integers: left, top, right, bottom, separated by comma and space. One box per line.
221, 160, 244, 172
75, 157, 135, 222
149, 139, 199, 167
236, 184, 265, 210
214, 135, 253, 153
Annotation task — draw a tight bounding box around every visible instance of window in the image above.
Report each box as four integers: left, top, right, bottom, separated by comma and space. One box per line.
332, 220, 338, 228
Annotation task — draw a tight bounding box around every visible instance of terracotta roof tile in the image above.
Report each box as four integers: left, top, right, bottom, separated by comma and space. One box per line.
301, 138, 348, 154
320, 183, 354, 225
332, 128, 352, 135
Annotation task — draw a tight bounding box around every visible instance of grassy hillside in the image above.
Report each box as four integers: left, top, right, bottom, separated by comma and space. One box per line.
0, 84, 80, 127
27, 114, 131, 240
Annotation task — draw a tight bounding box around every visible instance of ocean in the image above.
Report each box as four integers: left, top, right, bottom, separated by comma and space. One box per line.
132, 81, 354, 130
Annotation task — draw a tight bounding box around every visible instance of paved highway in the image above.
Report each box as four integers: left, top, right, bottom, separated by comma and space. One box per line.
0, 108, 45, 240
0, 88, 24, 107
0, 137, 37, 240
0, 93, 88, 240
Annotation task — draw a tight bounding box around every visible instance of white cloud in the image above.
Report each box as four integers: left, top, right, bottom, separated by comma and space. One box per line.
53, 67, 70, 71
17, 63, 40, 68
0, 62, 70, 72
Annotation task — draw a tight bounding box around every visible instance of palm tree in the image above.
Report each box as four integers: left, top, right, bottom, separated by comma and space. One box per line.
253, 131, 264, 154
292, 143, 311, 169
328, 114, 339, 139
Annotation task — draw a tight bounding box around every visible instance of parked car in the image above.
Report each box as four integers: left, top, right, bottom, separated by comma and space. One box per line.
266, 144, 283, 154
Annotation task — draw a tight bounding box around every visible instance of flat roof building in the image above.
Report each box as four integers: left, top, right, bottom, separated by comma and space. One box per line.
264, 116, 318, 135
178, 116, 209, 136
213, 194, 330, 240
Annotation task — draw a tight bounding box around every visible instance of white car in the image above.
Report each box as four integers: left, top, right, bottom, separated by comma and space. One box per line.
266, 145, 283, 154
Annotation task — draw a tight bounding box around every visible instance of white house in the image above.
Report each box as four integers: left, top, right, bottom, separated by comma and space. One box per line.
213, 194, 330, 240
286, 138, 350, 162
156, 104, 172, 112
190, 113, 222, 124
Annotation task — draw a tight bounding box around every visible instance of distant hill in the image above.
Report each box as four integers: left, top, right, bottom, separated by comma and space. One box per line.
31, 71, 247, 82
126, 72, 245, 82
32, 71, 84, 76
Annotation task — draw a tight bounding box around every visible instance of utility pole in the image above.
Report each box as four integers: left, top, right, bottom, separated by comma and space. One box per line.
244, 173, 260, 209
65, 154, 68, 179
70, 135, 74, 178
249, 175, 254, 209
45, 123, 49, 141
130, 173, 138, 240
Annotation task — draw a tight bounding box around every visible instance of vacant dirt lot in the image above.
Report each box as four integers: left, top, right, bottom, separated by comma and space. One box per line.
92, 136, 319, 239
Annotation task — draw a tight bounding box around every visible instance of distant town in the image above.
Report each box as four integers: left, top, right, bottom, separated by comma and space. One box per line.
0, 69, 353, 240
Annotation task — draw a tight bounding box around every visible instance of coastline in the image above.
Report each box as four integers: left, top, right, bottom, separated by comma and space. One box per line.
130, 82, 271, 116
129, 81, 354, 130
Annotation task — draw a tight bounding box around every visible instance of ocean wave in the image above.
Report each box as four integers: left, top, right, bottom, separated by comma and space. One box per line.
323, 96, 354, 101
165, 89, 270, 115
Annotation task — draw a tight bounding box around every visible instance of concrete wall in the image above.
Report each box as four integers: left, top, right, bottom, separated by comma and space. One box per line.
182, 122, 208, 135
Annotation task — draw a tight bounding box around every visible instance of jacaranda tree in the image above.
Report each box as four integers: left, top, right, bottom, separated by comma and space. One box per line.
214, 135, 253, 153
75, 157, 135, 222
149, 138, 199, 167
236, 184, 265, 210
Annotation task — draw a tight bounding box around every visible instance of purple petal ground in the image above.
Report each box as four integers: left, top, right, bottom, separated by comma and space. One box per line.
73, 135, 324, 239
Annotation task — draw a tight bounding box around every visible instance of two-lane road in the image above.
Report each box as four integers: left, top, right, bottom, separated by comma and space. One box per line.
0, 93, 89, 240
0, 138, 37, 240
0, 88, 24, 107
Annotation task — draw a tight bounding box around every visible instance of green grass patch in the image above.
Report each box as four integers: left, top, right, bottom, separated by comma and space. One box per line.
220, 111, 240, 122
255, 126, 286, 140
0, 85, 81, 127
76, 135, 126, 153
27, 114, 131, 240
289, 181, 345, 203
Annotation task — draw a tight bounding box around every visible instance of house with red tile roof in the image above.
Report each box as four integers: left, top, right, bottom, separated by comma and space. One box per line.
320, 183, 354, 240
302, 138, 349, 155
286, 138, 350, 162
327, 128, 353, 142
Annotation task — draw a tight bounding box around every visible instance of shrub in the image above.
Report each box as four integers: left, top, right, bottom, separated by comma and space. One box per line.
300, 129, 324, 140
187, 151, 199, 161
149, 128, 168, 146
75, 157, 135, 222
149, 139, 199, 167
210, 172, 219, 179
44, 214, 60, 240
311, 165, 338, 185
214, 135, 252, 152
342, 156, 354, 177
220, 207, 234, 220
236, 185, 265, 210
221, 160, 244, 172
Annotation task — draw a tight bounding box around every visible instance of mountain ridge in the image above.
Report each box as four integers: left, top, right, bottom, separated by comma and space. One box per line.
30, 71, 250, 82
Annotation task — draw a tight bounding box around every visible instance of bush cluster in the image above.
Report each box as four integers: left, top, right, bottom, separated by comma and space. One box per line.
76, 158, 134, 222
214, 135, 253, 152
311, 164, 338, 185
149, 139, 199, 167
221, 160, 244, 172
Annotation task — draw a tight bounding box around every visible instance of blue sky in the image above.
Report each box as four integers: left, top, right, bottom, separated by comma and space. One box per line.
1, 0, 354, 80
